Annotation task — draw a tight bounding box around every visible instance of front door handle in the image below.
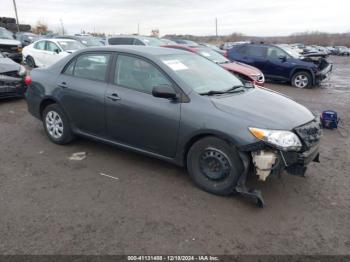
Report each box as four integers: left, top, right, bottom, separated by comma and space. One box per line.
58, 82, 68, 88
107, 93, 121, 101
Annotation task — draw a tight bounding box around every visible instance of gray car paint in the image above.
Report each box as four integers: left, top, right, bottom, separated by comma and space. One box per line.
26, 46, 315, 166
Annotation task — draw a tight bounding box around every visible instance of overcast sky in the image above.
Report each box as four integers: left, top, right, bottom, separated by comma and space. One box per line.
2, 0, 350, 36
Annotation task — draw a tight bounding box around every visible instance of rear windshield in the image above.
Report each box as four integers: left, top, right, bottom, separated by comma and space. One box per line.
79, 37, 104, 46
197, 48, 229, 64
58, 41, 85, 51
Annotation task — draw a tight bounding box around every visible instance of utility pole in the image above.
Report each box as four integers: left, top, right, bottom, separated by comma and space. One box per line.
137, 22, 140, 35
215, 17, 218, 38
12, 0, 20, 32
60, 19, 65, 35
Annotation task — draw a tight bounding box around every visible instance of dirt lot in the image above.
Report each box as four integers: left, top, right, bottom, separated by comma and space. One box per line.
0, 56, 349, 255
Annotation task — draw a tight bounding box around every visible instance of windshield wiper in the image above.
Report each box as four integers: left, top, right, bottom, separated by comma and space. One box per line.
199, 85, 245, 96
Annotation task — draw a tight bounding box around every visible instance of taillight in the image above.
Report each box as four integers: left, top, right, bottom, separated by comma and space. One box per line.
24, 75, 32, 86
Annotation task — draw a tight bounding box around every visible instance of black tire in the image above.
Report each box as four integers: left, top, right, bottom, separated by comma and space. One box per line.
26, 56, 36, 68
42, 104, 74, 145
187, 136, 244, 195
291, 71, 312, 88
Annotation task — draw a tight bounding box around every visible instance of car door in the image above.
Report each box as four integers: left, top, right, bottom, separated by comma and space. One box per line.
105, 54, 181, 158
265, 46, 292, 80
55, 52, 112, 136
44, 41, 62, 66
234, 45, 268, 73
31, 40, 46, 67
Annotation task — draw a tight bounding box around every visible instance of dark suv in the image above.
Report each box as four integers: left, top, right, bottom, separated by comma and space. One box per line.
228, 44, 332, 88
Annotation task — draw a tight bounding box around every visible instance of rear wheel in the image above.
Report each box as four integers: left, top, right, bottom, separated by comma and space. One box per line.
291, 71, 312, 88
187, 137, 244, 195
25, 56, 36, 68
42, 104, 74, 144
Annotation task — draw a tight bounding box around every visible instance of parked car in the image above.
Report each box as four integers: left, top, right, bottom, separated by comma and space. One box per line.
106, 35, 164, 46
228, 43, 332, 88
0, 27, 22, 63
15, 32, 40, 47
199, 43, 227, 56
334, 46, 350, 56
169, 39, 199, 46
26, 46, 321, 207
0, 52, 31, 98
54, 35, 104, 47
162, 44, 264, 86
22, 38, 85, 68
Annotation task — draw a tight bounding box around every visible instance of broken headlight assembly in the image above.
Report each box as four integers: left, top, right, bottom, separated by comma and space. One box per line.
249, 127, 302, 151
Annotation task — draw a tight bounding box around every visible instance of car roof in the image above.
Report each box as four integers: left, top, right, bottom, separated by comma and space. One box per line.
77, 45, 189, 56
107, 35, 154, 40
44, 38, 78, 43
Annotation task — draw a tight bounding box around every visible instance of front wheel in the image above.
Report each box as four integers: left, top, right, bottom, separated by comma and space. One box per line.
42, 104, 74, 144
25, 55, 36, 68
291, 71, 312, 88
187, 137, 244, 195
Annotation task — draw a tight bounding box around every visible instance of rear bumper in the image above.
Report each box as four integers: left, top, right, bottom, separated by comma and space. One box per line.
0, 77, 27, 99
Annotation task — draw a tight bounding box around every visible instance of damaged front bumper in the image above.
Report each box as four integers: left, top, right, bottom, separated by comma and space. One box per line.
316, 63, 333, 83
236, 118, 322, 207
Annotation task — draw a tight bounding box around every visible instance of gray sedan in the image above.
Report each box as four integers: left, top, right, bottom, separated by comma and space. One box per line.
26, 46, 321, 207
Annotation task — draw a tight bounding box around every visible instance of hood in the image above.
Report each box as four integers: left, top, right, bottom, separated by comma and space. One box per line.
221, 61, 262, 76
0, 38, 21, 46
0, 57, 20, 73
211, 88, 314, 130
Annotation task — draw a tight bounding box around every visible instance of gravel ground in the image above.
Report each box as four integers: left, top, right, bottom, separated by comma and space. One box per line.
0, 56, 349, 255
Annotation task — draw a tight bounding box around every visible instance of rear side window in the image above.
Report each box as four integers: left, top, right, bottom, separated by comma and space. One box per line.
63, 53, 111, 81
108, 37, 134, 45
239, 45, 267, 58
34, 41, 46, 50
134, 39, 145, 45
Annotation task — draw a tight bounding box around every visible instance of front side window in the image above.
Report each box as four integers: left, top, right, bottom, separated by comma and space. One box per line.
267, 47, 287, 60
46, 41, 60, 52
34, 41, 46, 50
115, 55, 171, 94
160, 54, 242, 94
72, 53, 110, 81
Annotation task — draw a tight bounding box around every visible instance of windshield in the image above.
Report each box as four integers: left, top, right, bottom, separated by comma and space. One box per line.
0, 28, 14, 40
278, 45, 302, 59
140, 37, 163, 46
197, 48, 229, 64
58, 40, 85, 51
79, 37, 104, 46
160, 54, 242, 94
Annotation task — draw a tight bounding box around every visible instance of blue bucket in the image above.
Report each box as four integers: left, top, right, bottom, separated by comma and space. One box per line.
321, 110, 339, 129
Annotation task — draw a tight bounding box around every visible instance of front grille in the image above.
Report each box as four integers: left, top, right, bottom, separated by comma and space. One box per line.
294, 118, 322, 149
0, 44, 18, 53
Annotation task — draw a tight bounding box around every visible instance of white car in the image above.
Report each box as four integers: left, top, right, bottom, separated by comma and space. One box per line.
22, 38, 85, 68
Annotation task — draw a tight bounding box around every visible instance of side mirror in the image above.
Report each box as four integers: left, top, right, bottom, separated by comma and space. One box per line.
152, 84, 178, 99
54, 48, 60, 54
279, 55, 287, 61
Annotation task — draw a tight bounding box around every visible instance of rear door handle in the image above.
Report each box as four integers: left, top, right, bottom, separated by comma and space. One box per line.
107, 93, 121, 101
58, 82, 68, 88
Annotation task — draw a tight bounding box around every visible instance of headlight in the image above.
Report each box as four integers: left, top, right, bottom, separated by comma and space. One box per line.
250, 73, 265, 83
18, 65, 26, 76
249, 127, 302, 151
